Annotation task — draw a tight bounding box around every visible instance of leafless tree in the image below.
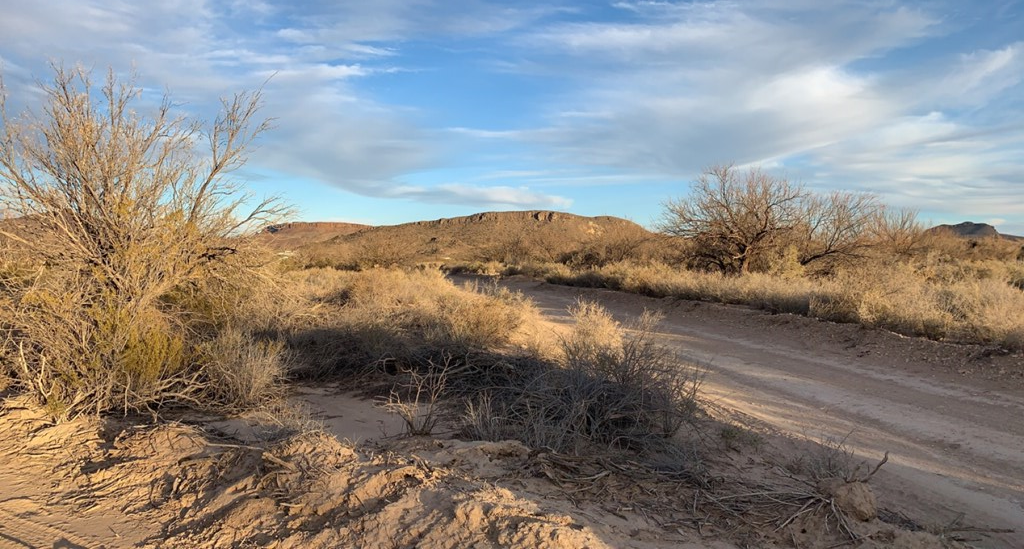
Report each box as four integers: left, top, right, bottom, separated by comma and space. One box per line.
661, 165, 901, 273
796, 191, 879, 267
869, 206, 924, 257
660, 165, 806, 273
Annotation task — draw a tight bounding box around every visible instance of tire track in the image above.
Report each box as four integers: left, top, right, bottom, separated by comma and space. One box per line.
0, 504, 91, 549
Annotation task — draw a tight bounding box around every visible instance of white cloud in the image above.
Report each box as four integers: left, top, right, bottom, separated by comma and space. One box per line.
391, 183, 572, 208
938, 42, 1024, 104
257, 63, 370, 82
0, 0, 573, 212
487, 0, 1021, 226
1, 0, 1021, 223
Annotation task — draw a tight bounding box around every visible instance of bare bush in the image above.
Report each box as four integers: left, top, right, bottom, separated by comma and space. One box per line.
796, 190, 879, 269
462, 300, 702, 454
0, 64, 287, 417
868, 206, 924, 257
383, 360, 449, 436
787, 433, 889, 485
485, 230, 560, 264
561, 229, 662, 269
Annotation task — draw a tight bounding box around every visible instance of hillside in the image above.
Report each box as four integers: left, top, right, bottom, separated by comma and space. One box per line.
258, 221, 369, 250
929, 221, 1023, 241
294, 210, 656, 267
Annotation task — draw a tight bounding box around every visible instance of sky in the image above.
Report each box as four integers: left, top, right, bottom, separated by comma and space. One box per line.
0, 1, 1022, 234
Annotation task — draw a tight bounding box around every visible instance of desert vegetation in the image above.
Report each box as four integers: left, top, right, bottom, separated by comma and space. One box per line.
0, 64, 704, 459
0, 65, 1010, 548
0, 65, 291, 418
459, 166, 1024, 351
281, 267, 702, 457
273, 165, 1023, 352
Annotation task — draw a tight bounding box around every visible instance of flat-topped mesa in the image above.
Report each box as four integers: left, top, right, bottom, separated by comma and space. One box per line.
283, 210, 653, 266
264, 221, 369, 234
412, 210, 633, 227
929, 221, 1023, 241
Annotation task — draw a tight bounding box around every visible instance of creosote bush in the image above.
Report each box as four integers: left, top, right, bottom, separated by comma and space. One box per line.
0, 65, 289, 418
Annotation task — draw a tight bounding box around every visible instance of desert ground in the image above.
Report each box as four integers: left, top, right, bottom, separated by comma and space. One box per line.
491, 275, 1024, 547
3, 66, 1022, 549
1, 271, 1020, 548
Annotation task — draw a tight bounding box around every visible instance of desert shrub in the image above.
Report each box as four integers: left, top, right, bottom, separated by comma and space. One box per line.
383, 360, 449, 436
920, 230, 1022, 262
503, 261, 572, 281
0, 65, 287, 418
483, 230, 561, 264
197, 325, 290, 411
287, 268, 540, 375
514, 255, 1024, 350
349, 230, 420, 269
462, 300, 702, 454
1010, 270, 1024, 292
561, 229, 661, 269
432, 280, 531, 350
442, 260, 504, 276
561, 299, 624, 372
547, 267, 614, 290
805, 260, 1024, 347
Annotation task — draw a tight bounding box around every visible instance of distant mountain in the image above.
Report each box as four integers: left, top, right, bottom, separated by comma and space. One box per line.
288, 210, 654, 265
928, 222, 1023, 242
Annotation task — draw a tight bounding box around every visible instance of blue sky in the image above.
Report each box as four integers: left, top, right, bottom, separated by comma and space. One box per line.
1, 1, 1022, 233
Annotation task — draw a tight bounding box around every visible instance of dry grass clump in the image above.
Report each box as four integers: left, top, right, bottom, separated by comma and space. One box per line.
461, 299, 702, 455
550, 261, 817, 315
197, 325, 291, 411
288, 267, 703, 456
527, 258, 1024, 350
441, 260, 506, 276
811, 261, 1024, 347
285, 267, 541, 375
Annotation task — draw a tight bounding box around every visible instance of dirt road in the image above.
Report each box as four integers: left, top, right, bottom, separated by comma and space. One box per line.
494, 276, 1024, 548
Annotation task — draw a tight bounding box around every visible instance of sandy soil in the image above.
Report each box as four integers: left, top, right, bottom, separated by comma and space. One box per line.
489, 275, 1024, 548
0, 393, 728, 549
1, 275, 1020, 548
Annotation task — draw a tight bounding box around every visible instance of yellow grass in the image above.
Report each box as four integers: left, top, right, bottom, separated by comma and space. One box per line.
539, 257, 1024, 350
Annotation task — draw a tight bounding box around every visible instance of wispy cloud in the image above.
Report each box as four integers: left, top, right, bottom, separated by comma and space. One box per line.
0, 0, 572, 211
391, 183, 572, 208
0, 0, 1021, 224
488, 0, 1022, 224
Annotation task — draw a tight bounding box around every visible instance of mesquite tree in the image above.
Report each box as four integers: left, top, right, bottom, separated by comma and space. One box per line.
661, 165, 891, 273
660, 165, 806, 273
